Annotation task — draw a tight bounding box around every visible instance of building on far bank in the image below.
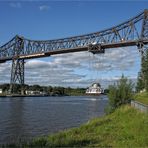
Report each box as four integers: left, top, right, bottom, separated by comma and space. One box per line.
86, 83, 104, 95
25, 90, 43, 95
0, 89, 2, 94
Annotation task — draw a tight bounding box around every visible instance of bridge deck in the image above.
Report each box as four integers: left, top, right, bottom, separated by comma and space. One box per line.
0, 39, 148, 63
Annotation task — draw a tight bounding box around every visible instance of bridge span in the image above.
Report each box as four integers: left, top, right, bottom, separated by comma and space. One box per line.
0, 9, 148, 94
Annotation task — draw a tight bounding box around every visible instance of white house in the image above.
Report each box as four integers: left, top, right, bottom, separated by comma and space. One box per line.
25, 90, 45, 95
0, 89, 2, 94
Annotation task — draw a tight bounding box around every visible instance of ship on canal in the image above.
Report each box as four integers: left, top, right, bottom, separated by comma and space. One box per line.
86, 83, 104, 95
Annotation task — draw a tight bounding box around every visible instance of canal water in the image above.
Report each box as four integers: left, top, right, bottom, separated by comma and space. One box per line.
0, 95, 108, 144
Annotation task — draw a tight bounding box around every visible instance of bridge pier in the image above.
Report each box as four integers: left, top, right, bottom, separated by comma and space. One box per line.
9, 58, 25, 95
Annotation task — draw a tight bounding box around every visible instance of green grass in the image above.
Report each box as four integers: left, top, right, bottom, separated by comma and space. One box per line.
4, 105, 148, 147
134, 92, 148, 105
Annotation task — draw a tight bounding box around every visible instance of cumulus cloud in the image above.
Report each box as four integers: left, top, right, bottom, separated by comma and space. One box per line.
53, 47, 140, 71
24, 58, 85, 87
0, 62, 11, 84
0, 46, 140, 88
26, 47, 140, 87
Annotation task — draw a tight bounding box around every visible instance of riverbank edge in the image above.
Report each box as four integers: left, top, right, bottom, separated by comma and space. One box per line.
134, 92, 148, 105
131, 100, 148, 113
2, 105, 148, 147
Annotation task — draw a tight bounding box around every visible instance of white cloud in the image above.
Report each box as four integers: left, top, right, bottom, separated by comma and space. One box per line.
39, 5, 50, 11
0, 62, 11, 84
0, 46, 140, 88
24, 59, 85, 86
9, 2, 22, 8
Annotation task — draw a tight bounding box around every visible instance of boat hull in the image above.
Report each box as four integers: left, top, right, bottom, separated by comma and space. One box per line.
85, 93, 102, 96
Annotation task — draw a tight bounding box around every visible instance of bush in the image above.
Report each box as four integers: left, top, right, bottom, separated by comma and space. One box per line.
106, 75, 133, 114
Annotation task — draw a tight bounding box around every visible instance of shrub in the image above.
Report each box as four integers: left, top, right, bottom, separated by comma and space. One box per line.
106, 75, 133, 114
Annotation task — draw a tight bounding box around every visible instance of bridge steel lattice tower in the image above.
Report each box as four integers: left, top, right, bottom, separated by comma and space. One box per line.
9, 37, 25, 95
0, 9, 148, 95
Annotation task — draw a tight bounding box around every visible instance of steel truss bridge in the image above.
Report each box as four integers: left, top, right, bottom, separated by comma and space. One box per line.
0, 9, 148, 94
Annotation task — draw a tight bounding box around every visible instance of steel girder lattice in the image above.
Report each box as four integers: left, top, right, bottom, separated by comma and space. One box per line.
0, 10, 148, 61
10, 59, 25, 94
9, 37, 25, 95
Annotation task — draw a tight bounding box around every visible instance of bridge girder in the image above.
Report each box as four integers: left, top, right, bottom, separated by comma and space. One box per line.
0, 10, 148, 61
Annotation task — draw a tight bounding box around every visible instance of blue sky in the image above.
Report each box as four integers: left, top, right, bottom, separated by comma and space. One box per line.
0, 1, 147, 43
0, 1, 147, 88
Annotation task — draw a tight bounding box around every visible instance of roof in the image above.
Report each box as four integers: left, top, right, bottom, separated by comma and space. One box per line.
91, 83, 101, 87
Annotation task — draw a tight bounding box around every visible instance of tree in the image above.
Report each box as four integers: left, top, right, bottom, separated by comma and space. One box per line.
141, 49, 148, 92
0, 83, 10, 93
108, 84, 118, 110
136, 72, 144, 92
106, 75, 133, 114
116, 75, 133, 105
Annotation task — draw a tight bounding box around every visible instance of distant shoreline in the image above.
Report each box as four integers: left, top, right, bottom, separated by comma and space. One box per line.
0, 94, 107, 98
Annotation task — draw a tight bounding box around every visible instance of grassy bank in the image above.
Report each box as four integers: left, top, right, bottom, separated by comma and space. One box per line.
6, 105, 148, 147
134, 92, 148, 105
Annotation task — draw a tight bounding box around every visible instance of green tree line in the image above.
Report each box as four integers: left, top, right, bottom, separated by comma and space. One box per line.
0, 84, 86, 96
